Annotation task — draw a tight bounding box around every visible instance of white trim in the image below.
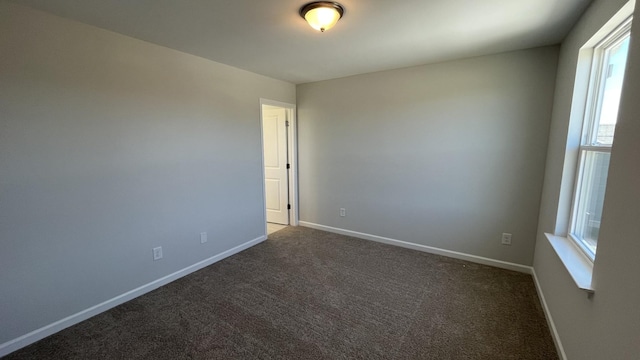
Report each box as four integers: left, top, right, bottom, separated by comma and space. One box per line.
298, 221, 532, 274
0, 235, 267, 358
545, 233, 594, 293
557, 1, 635, 235
579, 145, 612, 152
285, 105, 298, 226
566, 3, 635, 252
259, 98, 295, 110
582, 1, 635, 49
259, 101, 268, 236
532, 268, 568, 360
259, 99, 299, 228
298, 222, 570, 356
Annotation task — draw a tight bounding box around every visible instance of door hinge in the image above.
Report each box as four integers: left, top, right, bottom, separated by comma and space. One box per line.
285, 120, 290, 127
287, 204, 291, 210
286, 163, 290, 169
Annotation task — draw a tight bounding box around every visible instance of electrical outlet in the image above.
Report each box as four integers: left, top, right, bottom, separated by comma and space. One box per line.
340, 208, 346, 217
153, 246, 163, 260
200, 232, 207, 244
501, 233, 512, 245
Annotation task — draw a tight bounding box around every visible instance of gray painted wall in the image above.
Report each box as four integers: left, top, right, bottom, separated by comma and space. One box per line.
297, 47, 559, 266
0, 2, 295, 344
533, 0, 640, 358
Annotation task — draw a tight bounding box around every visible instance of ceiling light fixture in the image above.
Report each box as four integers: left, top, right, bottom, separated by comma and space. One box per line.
299, 2, 345, 32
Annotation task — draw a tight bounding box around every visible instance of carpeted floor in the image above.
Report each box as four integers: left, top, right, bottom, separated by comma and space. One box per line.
5, 226, 558, 359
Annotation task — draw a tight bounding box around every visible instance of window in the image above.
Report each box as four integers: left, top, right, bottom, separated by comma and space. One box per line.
569, 18, 632, 260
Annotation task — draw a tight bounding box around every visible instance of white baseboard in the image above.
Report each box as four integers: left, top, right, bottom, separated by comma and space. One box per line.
298, 221, 566, 358
532, 268, 567, 360
0, 235, 267, 358
2, 227, 562, 359
298, 221, 570, 356
298, 221, 533, 274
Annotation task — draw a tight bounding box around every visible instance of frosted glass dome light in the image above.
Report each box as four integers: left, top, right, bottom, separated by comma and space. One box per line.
300, 2, 345, 32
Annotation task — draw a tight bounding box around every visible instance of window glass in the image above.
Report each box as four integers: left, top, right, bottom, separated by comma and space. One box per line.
594, 36, 630, 145
572, 151, 611, 255
570, 24, 631, 260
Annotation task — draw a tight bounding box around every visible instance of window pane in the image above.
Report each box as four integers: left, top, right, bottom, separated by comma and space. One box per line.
572, 151, 611, 256
594, 35, 630, 145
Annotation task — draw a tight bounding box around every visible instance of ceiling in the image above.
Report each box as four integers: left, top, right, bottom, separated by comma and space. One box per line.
11, 0, 592, 84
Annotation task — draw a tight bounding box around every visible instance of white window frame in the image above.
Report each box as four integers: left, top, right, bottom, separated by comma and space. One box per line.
568, 17, 633, 261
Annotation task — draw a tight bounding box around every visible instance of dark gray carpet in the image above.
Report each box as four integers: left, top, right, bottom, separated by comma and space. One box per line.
5, 226, 558, 359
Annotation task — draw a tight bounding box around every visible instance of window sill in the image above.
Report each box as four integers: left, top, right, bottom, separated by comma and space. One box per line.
545, 233, 595, 294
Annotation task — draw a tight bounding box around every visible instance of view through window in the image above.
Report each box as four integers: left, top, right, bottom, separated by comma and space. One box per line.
570, 19, 632, 259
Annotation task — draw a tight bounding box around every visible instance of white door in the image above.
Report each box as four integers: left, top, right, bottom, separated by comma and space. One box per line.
262, 107, 289, 224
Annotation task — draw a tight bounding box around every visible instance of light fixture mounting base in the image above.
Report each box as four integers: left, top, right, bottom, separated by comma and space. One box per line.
299, 1, 345, 20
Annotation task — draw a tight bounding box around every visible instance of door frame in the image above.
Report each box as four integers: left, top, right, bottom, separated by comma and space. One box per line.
259, 99, 298, 233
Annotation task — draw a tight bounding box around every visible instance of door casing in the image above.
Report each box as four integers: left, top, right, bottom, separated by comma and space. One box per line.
259, 99, 298, 234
